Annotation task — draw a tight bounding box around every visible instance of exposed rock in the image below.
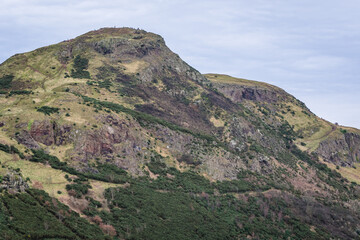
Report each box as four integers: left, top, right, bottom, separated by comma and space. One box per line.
316, 132, 360, 167
30, 120, 55, 146
29, 120, 72, 146
15, 130, 40, 149
0, 172, 29, 193
212, 83, 286, 103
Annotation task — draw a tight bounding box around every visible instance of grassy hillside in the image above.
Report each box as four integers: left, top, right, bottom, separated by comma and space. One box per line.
0, 28, 359, 239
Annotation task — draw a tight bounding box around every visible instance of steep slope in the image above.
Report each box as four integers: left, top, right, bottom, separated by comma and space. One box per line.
207, 73, 360, 170
0, 28, 360, 239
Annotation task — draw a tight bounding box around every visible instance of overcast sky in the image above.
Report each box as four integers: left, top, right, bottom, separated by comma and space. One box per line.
1, 0, 359, 128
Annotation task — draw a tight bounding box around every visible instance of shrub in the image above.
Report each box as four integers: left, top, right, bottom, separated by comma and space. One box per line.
0, 75, 14, 89
37, 106, 60, 115
9, 90, 32, 96
71, 55, 91, 79
66, 183, 92, 198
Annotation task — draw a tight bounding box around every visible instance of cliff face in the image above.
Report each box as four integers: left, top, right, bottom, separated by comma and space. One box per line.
316, 132, 360, 167
0, 28, 360, 239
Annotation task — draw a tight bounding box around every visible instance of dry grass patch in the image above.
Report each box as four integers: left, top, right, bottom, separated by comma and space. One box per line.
205, 73, 281, 91
210, 116, 225, 127
326, 162, 360, 184
121, 60, 148, 74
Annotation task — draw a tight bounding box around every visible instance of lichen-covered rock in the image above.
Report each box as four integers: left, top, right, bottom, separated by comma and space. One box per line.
0, 172, 29, 193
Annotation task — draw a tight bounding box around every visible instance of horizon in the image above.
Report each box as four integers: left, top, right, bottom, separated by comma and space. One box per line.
1, 0, 359, 128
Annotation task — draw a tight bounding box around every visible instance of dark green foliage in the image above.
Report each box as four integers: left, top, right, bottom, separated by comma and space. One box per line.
71, 55, 91, 79
249, 143, 263, 153
94, 167, 328, 240
37, 106, 60, 115
66, 183, 92, 198
102, 184, 234, 239
217, 173, 270, 194
0, 189, 107, 239
340, 128, 347, 134
9, 90, 32, 96
98, 79, 112, 89
147, 160, 167, 175
0, 143, 24, 159
0, 75, 14, 89
279, 121, 296, 142
30, 149, 128, 183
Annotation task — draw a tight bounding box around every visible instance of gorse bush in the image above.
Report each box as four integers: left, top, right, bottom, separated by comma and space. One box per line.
37, 106, 60, 115
0, 143, 24, 159
66, 183, 92, 198
9, 90, 32, 96
0, 189, 107, 239
0, 75, 14, 89
71, 55, 91, 79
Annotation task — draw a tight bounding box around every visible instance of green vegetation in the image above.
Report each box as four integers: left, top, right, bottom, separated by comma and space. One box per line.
80, 95, 225, 147
30, 149, 128, 183
0, 189, 107, 239
71, 55, 91, 79
0, 75, 14, 89
340, 128, 347, 134
80, 165, 329, 240
0, 29, 359, 239
0, 143, 24, 159
66, 182, 92, 198
36, 106, 60, 115
9, 90, 32, 96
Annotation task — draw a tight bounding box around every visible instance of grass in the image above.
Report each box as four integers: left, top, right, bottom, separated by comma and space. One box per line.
205, 73, 283, 91
122, 60, 149, 74
326, 162, 360, 184
209, 116, 225, 127
0, 152, 71, 198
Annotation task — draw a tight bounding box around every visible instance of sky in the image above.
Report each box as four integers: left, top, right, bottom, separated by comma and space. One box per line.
0, 0, 359, 128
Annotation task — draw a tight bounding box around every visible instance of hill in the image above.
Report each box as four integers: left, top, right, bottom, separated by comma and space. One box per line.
0, 27, 359, 239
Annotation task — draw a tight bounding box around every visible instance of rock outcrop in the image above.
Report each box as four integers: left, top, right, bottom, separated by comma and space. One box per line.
0, 172, 29, 193
211, 83, 286, 103
316, 132, 360, 167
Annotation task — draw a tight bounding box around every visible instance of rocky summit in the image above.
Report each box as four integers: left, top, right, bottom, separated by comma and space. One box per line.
0, 27, 359, 239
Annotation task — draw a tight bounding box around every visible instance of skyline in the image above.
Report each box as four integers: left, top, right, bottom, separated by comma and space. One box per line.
1, 0, 359, 128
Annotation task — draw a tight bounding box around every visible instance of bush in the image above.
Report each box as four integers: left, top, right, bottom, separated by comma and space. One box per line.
0, 75, 14, 89
66, 183, 92, 198
9, 90, 32, 96
340, 129, 347, 134
37, 106, 60, 115
0, 143, 24, 159
71, 55, 91, 79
